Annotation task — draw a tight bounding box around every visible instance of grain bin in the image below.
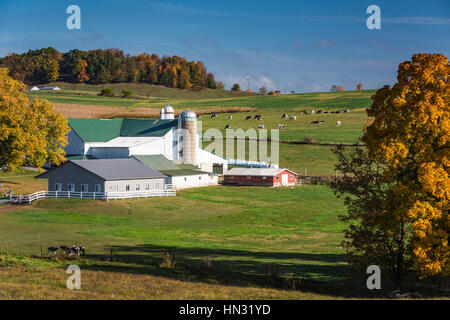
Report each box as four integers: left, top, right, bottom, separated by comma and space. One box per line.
178, 110, 197, 165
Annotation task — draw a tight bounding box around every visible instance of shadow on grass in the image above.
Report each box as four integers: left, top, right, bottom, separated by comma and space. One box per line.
75, 243, 392, 298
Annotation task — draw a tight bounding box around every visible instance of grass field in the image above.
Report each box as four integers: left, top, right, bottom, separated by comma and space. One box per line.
27, 85, 373, 176
2, 86, 446, 299
0, 181, 367, 298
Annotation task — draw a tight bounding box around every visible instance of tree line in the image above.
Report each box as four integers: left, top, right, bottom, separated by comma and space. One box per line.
0, 47, 218, 89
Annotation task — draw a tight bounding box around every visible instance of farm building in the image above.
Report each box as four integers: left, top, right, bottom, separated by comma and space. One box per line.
36, 86, 61, 91
223, 168, 298, 187
64, 106, 228, 173
36, 158, 167, 193
131, 154, 218, 189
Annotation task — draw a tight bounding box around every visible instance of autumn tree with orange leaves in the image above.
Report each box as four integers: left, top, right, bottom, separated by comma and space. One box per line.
332, 53, 449, 287
0, 68, 69, 171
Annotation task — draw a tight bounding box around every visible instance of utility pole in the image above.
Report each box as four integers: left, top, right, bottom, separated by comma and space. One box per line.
246, 75, 250, 91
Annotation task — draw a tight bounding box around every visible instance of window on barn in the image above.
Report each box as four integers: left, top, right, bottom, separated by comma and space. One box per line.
290, 175, 293, 179
114, 185, 119, 192
199, 176, 201, 180
184, 177, 187, 181
95, 184, 101, 192
126, 184, 130, 191
146, 183, 150, 190
81, 184, 88, 192
275, 176, 279, 180
55, 183, 62, 191
263, 177, 267, 180
155, 183, 160, 190
136, 184, 140, 191
68, 184, 75, 192
247, 176, 251, 179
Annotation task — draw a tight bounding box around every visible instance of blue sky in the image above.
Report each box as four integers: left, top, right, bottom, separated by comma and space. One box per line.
0, 0, 449, 92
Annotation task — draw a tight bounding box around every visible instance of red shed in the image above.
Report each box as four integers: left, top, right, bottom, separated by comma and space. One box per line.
223, 168, 298, 187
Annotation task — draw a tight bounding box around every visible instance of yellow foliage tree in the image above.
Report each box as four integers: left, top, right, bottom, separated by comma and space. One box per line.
0, 67, 69, 171
363, 53, 449, 278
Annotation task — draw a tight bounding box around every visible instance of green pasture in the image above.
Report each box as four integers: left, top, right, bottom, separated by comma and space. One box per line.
0, 185, 350, 284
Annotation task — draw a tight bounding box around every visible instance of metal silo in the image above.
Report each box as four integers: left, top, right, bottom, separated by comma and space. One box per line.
178, 110, 197, 165
160, 105, 175, 120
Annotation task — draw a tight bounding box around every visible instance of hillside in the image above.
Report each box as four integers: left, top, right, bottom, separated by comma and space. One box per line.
36, 82, 259, 100
27, 88, 375, 175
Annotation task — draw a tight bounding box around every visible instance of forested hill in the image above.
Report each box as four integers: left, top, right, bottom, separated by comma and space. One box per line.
0, 47, 218, 89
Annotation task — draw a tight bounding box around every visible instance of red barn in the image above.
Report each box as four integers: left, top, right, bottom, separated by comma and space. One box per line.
223, 168, 298, 187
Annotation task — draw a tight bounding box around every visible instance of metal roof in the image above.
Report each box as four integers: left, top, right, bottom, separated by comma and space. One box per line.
224, 167, 298, 176
68, 118, 178, 142
72, 159, 166, 180
37, 159, 166, 181
179, 110, 197, 119
65, 154, 97, 160
132, 154, 180, 171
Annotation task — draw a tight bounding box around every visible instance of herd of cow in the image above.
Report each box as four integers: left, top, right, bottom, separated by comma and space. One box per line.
208, 108, 350, 130
47, 245, 85, 257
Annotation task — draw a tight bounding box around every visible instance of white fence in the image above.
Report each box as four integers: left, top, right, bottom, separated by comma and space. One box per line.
10, 189, 176, 204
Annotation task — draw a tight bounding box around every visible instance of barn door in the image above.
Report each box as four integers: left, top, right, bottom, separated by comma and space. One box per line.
281, 174, 288, 185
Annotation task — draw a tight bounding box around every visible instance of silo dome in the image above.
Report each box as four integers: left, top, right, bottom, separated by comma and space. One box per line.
179, 110, 197, 119
160, 104, 175, 119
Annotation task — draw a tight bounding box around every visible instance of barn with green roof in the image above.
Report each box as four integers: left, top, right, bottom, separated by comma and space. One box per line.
63, 107, 228, 176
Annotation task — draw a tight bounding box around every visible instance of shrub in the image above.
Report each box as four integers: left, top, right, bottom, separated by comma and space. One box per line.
231, 83, 241, 91
122, 89, 132, 98
99, 87, 115, 97
159, 250, 176, 269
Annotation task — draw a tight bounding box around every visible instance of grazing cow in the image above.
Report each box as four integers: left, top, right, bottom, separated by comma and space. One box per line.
335, 111, 341, 114
225, 124, 231, 129
69, 245, 86, 257
254, 114, 262, 119
324, 111, 329, 114
278, 123, 285, 128
245, 115, 252, 120
311, 110, 315, 114
258, 125, 265, 129
282, 113, 288, 118
336, 121, 341, 126
60, 245, 70, 255
311, 120, 324, 124
197, 114, 201, 119
289, 116, 297, 120
47, 247, 58, 256
228, 115, 233, 120
344, 109, 350, 113
211, 113, 217, 119
317, 110, 323, 114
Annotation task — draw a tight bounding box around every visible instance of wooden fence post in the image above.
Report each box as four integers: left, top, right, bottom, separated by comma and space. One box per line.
5, 241, 8, 255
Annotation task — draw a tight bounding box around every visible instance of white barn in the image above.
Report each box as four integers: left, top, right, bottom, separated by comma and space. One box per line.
65, 106, 228, 174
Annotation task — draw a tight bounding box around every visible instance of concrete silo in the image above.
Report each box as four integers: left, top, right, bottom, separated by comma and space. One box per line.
178, 110, 197, 165
160, 104, 175, 120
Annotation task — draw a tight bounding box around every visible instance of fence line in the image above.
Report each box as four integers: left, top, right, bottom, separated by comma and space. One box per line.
9, 189, 176, 204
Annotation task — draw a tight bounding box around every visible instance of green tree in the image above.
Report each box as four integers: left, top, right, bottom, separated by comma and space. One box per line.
231, 83, 241, 91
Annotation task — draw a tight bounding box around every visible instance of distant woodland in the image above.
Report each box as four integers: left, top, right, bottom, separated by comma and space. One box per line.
0, 47, 218, 89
